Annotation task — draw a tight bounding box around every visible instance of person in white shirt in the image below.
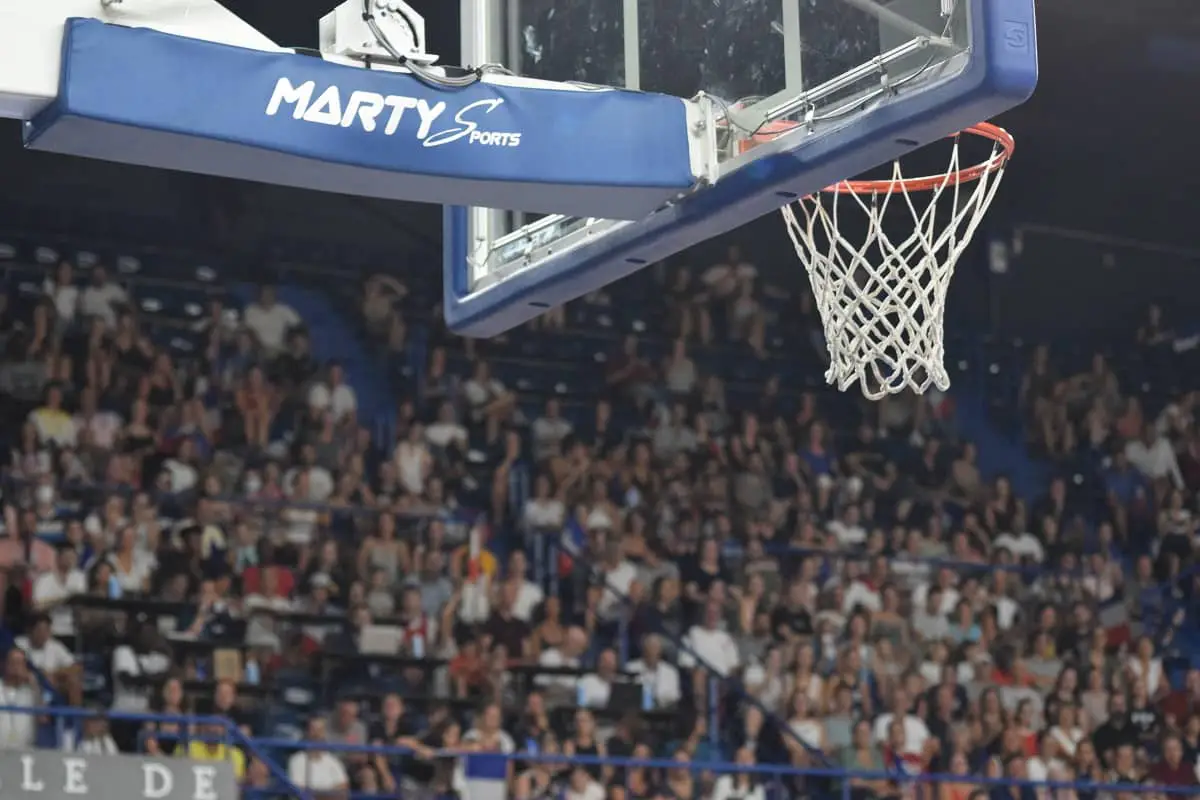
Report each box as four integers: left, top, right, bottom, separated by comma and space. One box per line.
32, 544, 87, 636
530, 397, 573, 462
288, 718, 350, 792
827, 504, 868, 547
61, 713, 119, 754
910, 587, 951, 642
872, 688, 930, 756
505, 551, 544, 623
110, 626, 173, 713
577, 648, 620, 709
523, 475, 565, 535
73, 386, 122, 451
564, 765, 605, 800
536, 626, 588, 693
162, 437, 200, 493
1125, 423, 1185, 488
680, 602, 740, 678
309, 362, 358, 423
79, 265, 129, 327
626, 634, 682, 708
393, 423, 433, 495
17, 613, 81, 705
911, 569, 960, 617
701, 245, 758, 301
0, 649, 41, 749
425, 402, 469, 451
243, 285, 301, 354
597, 541, 637, 620
44, 261, 80, 327
712, 747, 768, 800
462, 702, 516, 753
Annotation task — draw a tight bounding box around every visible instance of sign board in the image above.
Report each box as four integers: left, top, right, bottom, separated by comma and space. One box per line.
0, 749, 238, 800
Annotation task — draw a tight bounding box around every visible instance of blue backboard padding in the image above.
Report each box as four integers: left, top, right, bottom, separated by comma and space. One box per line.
25, 19, 696, 220
444, 0, 1038, 336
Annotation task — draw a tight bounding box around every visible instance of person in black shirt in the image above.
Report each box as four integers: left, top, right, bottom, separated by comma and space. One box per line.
369, 693, 418, 776
927, 664, 969, 722
771, 580, 814, 642
1092, 692, 1138, 768
511, 691, 554, 753
485, 582, 533, 659
1128, 690, 1163, 755
682, 537, 730, 607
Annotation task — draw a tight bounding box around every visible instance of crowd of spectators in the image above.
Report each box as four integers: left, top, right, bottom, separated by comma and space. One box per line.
0, 245, 1196, 800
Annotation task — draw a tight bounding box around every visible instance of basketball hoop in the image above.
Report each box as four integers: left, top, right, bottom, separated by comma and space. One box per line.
773, 122, 1014, 400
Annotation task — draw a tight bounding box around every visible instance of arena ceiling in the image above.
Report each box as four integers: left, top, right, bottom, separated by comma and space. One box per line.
0, 0, 1195, 250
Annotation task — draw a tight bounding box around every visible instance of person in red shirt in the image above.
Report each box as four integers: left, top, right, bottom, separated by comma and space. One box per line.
1160, 669, 1200, 731
1147, 734, 1198, 787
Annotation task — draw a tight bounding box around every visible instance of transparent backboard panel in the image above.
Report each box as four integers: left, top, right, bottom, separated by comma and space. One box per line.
511, 0, 969, 159
466, 0, 974, 291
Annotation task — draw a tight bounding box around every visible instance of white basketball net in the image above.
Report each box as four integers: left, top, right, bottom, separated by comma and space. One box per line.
781, 133, 1008, 400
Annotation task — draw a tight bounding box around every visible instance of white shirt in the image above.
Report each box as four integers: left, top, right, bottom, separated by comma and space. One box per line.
626, 658, 682, 708
107, 550, 157, 592
535, 648, 580, 690
61, 731, 119, 754
462, 728, 516, 753
1127, 658, 1164, 696
911, 583, 959, 617
1125, 437, 1184, 488
566, 778, 606, 800
463, 378, 507, 414
163, 458, 198, 493
524, 499, 565, 532
75, 411, 123, 451
1048, 726, 1084, 758
872, 713, 930, 756
512, 581, 544, 623
80, 282, 129, 326
32, 568, 87, 636
283, 466, 335, 504
842, 580, 882, 613
828, 519, 867, 546
598, 560, 637, 619
531, 416, 573, 461
712, 776, 766, 800
110, 646, 171, 712
576, 674, 612, 709
426, 422, 469, 450
309, 382, 358, 420
44, 281, 80, 323
993, 532, 1045, 561
16, 636, 75, 674
244, 301, 301, 352
288, 751, 350, 791
0, 681, 37, 747
679, 625, 740, 677
910, 608, 950, 641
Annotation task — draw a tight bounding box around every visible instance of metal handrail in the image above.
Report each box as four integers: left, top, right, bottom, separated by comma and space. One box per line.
3, 705, 1196, 797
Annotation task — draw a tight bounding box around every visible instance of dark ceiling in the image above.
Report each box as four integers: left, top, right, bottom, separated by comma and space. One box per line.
1, 0, 1197, 248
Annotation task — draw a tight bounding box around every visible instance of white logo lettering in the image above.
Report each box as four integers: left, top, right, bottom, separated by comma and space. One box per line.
265, 78, 522, 148
21, 754, 44, 792
192, 765, 217, 800
143, 762, 173, 799
62, 758, 88, 794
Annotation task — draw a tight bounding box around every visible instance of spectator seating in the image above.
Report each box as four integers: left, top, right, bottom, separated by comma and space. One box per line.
0, 224, 1196, 800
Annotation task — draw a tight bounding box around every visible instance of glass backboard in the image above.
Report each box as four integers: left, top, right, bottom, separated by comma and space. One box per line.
509, 0, 969, 159
447, 0, 1035, 336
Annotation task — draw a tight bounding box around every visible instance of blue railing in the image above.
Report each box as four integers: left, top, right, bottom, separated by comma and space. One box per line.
6, 706, 1197, 800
